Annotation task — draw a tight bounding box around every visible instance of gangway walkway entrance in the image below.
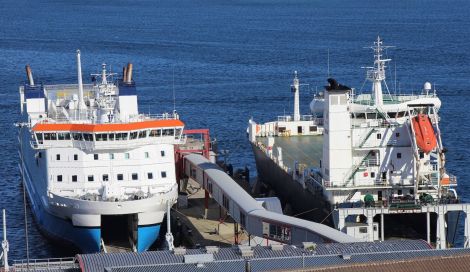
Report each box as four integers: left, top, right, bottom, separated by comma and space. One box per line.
182, 154, 358, 245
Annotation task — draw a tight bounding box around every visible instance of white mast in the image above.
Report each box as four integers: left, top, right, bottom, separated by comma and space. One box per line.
1, 209, 9, 271
366, 36, 391, 106
76, 50, 86, 112
292, 71, 300, 121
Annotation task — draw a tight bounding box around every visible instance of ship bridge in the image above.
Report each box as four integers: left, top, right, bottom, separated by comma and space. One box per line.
182, 153, 358, 245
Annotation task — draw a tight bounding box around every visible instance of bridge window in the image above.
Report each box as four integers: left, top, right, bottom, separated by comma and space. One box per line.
96, 133, 108, 141
161, 171, 167, 178
72, 175, 77, 182
115, 133, 128, 141
103, 174, 109, 181
132, 173, 138, 180
94, 154, 99, 160
148, 172, 153, 179
162, 129, 174, 136
58, 133, 70, 140
83, 134, 93, 141
88, 175, 94, 182
149, 129, 161, 137
130, 132, 138, 140
175, 128, 182, 139
72, 133, 83, 141
117, 174, 123, 181
138, 131, 147, 138
108, 133, 115, 141
36, 133, 43, 144
57, 175, 62, 182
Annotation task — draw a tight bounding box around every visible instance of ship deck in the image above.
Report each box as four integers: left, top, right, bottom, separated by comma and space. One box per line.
256, 135, 323, 169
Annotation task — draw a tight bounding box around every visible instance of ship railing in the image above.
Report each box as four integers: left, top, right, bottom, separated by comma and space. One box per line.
351, 93, 437, 106
13, 257, 78, 271
277, 115, 316, 122
43, 112, 179, 124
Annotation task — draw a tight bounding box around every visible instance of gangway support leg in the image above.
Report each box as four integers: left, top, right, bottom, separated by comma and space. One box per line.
426, 210, 431, 245
464, 206, 470, 248
436, 206, 447, 249
380, 209, 384, 242
367, 210, 374, 242
204, 190, 209, 220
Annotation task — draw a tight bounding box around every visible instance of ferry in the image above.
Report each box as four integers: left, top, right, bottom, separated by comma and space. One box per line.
248, 38, 459, 245
17, 51, 181, 253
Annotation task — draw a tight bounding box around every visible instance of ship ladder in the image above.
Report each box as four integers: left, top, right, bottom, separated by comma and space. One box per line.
358, 128, 377, 148
344, 151, 373, 186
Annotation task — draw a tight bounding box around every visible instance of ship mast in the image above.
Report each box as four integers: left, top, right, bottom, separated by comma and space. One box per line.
366, 36, 391, 106
292, 71, 300, 121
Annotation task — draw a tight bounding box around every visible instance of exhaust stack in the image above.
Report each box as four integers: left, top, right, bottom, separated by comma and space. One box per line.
126, 63, 133, 83
122, 66, 128, 83
76, 50, 85, 111
25, 65, 34, 86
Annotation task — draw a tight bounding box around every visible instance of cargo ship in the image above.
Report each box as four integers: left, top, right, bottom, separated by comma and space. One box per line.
248, 38, 459, 244
17, 51, 181, 253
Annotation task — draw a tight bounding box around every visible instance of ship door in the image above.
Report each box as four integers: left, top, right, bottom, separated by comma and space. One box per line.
297, 126, 302, 134
378, 191, 382, 201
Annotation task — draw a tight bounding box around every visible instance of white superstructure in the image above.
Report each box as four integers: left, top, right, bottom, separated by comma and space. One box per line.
18, 51, 182, 253
248, 38, 459, 245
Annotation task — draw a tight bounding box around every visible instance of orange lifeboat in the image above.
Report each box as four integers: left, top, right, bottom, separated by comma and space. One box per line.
412, 114, 437, 154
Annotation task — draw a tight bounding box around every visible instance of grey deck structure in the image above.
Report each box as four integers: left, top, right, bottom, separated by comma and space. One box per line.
257, 135, 323, 170
183, 153, 356, 245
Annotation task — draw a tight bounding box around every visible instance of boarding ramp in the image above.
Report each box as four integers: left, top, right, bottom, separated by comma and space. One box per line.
183, 154, 358, 245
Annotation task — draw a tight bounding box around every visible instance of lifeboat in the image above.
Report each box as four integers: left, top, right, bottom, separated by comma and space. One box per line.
411, 113, 437, 154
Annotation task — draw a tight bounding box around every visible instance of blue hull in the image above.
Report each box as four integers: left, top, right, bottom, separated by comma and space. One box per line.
137, 225, 161, 252
22, 165, 161, 253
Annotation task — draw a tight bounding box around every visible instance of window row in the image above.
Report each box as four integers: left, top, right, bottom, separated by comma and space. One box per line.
56, 171, 167, 182
55, 151, 165, 161
36, 128, 182, 143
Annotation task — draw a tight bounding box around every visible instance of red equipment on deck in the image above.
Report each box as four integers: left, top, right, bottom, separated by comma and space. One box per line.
412, 114, 437, 154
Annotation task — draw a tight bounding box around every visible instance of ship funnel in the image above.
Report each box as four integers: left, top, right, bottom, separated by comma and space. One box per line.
122, 65, 128, 82
25, 65, 34, 86
125, 63, 133, 83
76, 50, 85, 111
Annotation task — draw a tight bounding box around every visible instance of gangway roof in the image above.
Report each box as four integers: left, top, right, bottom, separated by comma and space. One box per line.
183, 153, 357, 244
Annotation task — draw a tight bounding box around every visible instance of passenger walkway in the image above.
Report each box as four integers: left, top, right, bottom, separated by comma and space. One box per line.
183, 154, 357, 245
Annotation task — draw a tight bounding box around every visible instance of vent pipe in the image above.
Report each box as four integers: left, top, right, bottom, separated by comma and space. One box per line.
25, 65, 34, 86
76, 50, 85, 111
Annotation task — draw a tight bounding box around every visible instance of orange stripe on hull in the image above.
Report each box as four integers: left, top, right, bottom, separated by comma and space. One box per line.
32, 119, 185, 132
412, 114, 437, 154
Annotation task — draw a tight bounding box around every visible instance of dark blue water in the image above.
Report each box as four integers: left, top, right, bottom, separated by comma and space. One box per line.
1, 0, 470, 260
